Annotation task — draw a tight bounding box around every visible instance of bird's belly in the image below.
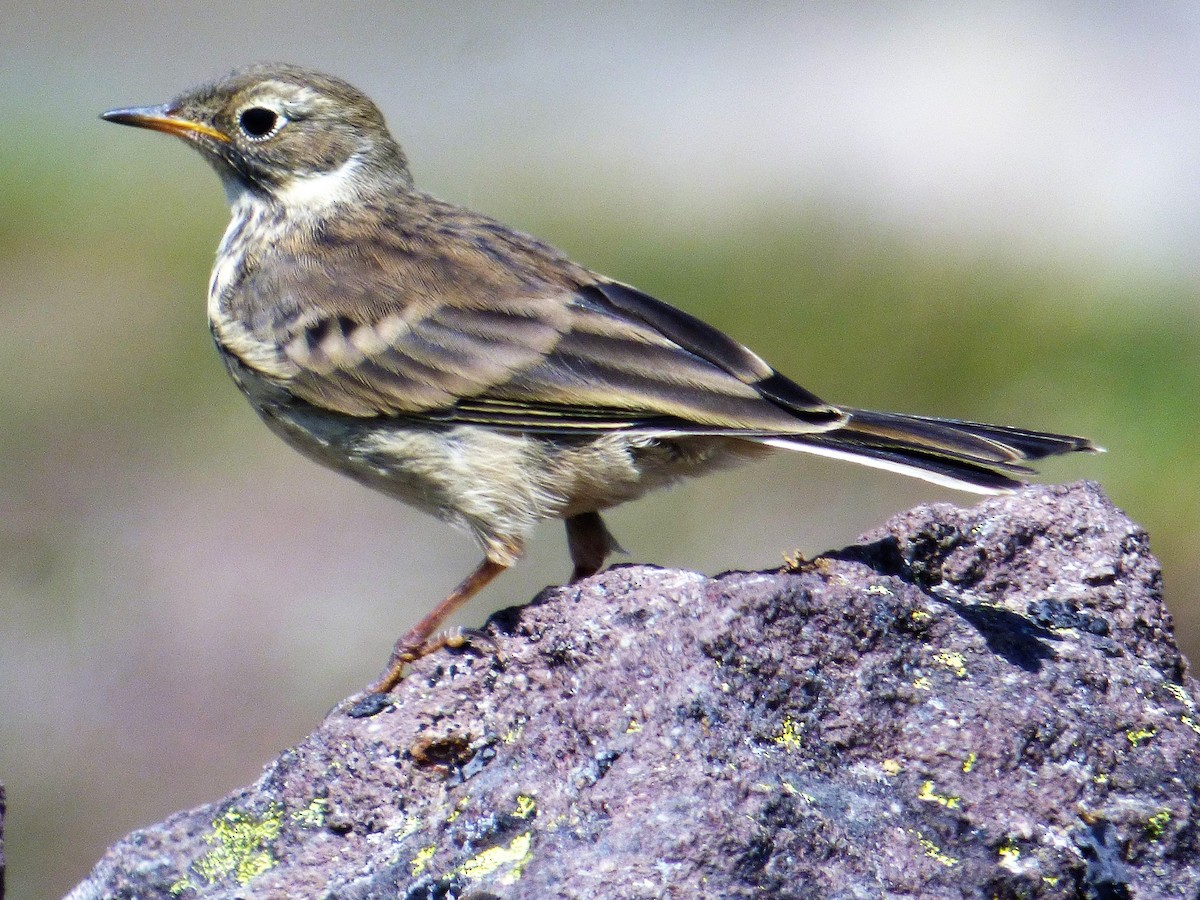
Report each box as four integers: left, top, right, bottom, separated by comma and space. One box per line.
226, 352, 767, 556
257, 404, 529, 527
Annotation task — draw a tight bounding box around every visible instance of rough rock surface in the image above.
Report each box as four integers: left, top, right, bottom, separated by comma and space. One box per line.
66, 482, 1200, 899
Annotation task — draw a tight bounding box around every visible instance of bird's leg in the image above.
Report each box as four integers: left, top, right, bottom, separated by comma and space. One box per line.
565, 511, 623, 582
367, 556, 509, 694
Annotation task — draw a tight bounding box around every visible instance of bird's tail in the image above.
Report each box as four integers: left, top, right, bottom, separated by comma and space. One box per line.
764, 408, 1100, 493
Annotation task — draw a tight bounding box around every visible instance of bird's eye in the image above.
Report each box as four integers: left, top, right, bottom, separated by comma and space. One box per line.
238, 107, 283, 139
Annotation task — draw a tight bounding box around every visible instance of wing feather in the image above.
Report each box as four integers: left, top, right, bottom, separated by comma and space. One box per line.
214, 197, 844, 431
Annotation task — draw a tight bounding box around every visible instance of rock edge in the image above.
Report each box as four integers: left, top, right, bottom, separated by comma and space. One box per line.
67, 482, 1199, 899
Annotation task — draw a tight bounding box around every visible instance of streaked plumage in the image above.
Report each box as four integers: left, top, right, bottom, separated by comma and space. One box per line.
103, 64, 1098, 694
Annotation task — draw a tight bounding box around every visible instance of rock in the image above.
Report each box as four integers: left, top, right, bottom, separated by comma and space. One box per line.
65, 482, 1200, 899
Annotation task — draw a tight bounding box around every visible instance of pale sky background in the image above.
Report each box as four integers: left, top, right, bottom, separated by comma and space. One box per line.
5, 1, 1200, 277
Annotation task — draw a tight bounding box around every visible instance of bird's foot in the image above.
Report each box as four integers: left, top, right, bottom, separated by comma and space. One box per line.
350, 557, 512, 713
362, 641, 420, 697
359, 626, 497, 699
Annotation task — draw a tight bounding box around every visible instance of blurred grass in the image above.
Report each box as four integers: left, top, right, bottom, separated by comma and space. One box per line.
2, 127, 1197, 898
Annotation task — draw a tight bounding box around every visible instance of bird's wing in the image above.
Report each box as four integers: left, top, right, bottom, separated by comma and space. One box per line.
455, 281, 844, 433
219, 210, 842, 433
245, 288, 577, 418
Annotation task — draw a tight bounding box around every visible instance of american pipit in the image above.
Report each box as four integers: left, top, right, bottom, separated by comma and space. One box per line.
103, 64, 1097, 694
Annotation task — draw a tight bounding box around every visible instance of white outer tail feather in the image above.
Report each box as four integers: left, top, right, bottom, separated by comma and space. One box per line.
759, 437, 1012, 495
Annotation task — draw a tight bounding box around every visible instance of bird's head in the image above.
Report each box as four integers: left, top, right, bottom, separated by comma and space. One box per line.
102, 63, 412, 205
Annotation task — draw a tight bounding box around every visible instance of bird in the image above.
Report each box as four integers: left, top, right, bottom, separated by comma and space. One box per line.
102, 64, 1098, 695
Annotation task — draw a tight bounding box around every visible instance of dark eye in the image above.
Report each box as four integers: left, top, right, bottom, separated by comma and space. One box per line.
238, 107, 282, 139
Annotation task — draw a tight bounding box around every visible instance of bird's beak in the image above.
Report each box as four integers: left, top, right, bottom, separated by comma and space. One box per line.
101, 104, 230, 143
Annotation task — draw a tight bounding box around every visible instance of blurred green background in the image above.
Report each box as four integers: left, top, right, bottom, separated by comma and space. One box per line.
3, 3, 1198, 897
